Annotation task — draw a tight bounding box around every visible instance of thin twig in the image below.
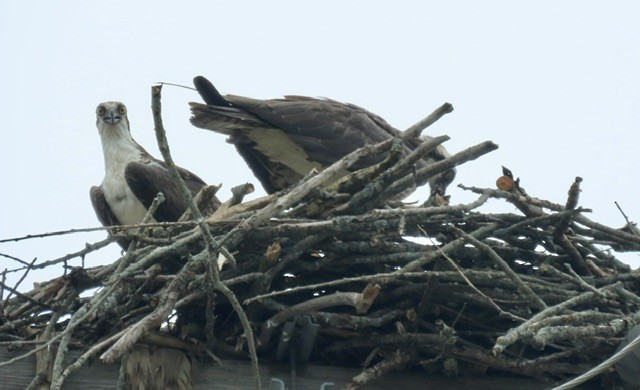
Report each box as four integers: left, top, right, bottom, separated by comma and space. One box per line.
0, 253, 31, 267
423, 226, 526, 322
0, 221, 199, 244
5, 258, 37, 303
450, 225, 546, 310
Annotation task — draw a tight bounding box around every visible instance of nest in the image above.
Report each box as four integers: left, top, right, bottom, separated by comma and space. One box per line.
2, 85, 640, 389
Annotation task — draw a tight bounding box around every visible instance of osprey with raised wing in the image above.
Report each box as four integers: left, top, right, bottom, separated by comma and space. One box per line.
189, 75, 455, 198
90, 101, 216, 247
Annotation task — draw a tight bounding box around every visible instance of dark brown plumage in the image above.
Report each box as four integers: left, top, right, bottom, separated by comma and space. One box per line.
190, 76, 455, 197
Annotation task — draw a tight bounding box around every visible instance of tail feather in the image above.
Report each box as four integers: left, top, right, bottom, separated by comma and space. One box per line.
193, 75, 230, 107
189, 102, 264, 134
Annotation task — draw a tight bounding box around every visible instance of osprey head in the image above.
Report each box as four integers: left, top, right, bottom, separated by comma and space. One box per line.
96, 101, 129, 129
429, 167, 456, 196
421, 137, 456, 197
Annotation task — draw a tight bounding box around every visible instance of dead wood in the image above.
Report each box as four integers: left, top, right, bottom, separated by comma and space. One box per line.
1, 91, 639, 390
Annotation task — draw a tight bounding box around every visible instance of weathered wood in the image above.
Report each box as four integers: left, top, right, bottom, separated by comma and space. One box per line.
0, 348, 571, 390
2, 89, 638, 389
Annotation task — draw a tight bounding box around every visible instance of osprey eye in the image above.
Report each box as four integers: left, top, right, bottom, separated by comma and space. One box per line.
96, 106, 106, 116
118, 105, 127, 115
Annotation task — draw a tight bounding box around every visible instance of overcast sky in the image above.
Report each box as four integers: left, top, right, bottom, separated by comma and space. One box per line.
1, 1, 639, 290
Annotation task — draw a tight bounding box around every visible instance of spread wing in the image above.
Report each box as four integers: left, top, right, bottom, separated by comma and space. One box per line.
125, 160, 212, 222
90, 185, 130, 248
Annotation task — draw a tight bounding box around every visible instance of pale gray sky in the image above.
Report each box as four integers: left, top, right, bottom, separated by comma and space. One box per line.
1, 1, 639, 289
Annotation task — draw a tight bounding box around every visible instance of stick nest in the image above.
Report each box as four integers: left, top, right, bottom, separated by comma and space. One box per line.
2, 88, 640, 389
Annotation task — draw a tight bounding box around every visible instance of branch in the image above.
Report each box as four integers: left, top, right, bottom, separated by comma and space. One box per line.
149, 84, 260, 389
384, 140, 498, 199
491, 283, 620, 355
402, 102, 454, 139
258, 284, 380, 346
345, 349, 411, 389
450, 225, 546, 310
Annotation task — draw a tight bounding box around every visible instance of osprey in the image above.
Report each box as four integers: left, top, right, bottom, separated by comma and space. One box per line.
189, 75, 455, 198
90, 101, 215, 248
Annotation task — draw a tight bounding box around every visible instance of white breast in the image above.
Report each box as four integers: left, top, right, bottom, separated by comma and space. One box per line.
103, 172, 150, 226
100, 131, 154, 226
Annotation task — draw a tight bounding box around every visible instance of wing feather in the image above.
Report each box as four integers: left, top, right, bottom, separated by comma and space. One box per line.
90, 185, 130, 249
90, 185, 120, 226
125, 161, 209, 222
190, 76, 455, 194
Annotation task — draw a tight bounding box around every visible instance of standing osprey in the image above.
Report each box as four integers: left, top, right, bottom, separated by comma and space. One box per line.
90, 101, 214, 248
189, 75, 455, 197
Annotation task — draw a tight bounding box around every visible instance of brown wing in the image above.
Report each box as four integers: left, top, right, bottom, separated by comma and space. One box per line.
90, 185, 120, 226
189, 101, 298, 193
125, 161, 215, 222
90, 185, 130, 249
190, 75, 455, 195
190, 77, 404, 193
226, 95, 397, 166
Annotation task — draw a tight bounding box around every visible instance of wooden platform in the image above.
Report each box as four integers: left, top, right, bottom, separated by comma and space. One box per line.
0, 347, 596, 389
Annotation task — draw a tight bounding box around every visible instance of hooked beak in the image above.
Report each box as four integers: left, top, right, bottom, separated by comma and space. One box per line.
426, 183, 451, 207
102, 108, 122, 125
430, 183, 445, 198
